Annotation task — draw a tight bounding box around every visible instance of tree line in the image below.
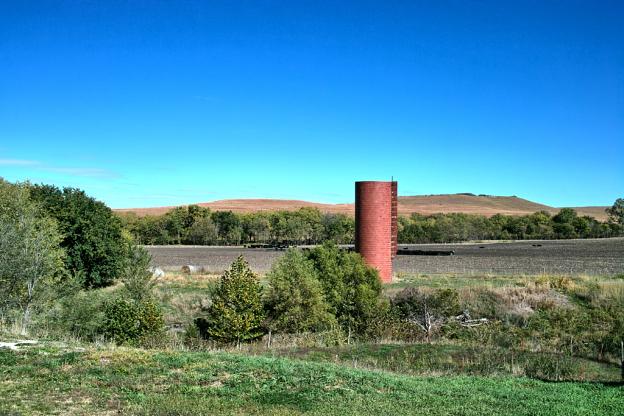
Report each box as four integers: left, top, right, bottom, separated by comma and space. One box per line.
118, 200, 624, 245
118, 206, 355, 245
398, 208, 623, 243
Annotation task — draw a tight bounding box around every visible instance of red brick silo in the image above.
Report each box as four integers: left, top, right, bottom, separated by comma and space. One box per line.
391, 181, 398, 258
355, 181, 395, 283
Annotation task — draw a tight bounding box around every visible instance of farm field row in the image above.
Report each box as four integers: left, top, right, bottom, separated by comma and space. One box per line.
146, 237, 624, 276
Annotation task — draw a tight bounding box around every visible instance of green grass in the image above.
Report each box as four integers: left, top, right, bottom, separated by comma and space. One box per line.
153, 276, 218, 325
389, 273, 624, 290
389, 273, 528, 291
262, 343, 622, 382
1, 344, 622, 415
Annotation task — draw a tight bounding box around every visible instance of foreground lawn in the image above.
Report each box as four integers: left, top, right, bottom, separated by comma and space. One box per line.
264, 343, 622, 382
1, 345, 622, 415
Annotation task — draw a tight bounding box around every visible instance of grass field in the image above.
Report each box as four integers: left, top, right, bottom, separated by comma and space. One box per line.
1, 343, 623, 415
3, 254, 623, 415
262, 343, 623, 382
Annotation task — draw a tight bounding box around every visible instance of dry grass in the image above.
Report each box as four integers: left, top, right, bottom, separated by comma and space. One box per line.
114, 195, 609, 220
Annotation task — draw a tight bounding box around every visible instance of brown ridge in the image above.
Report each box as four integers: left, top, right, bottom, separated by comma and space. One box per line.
114, 194, 610, 221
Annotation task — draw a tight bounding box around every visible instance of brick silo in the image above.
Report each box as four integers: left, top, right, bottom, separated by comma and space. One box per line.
355, 181, 397, 283
391, 181, 398, 258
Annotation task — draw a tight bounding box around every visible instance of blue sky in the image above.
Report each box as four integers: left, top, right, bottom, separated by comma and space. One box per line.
1, 1, 622, 208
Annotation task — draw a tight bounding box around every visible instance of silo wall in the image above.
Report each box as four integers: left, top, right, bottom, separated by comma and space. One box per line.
355, 181, 393, 283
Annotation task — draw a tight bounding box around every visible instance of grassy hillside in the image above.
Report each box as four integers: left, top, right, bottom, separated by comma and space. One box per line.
1, 344, 622, 415
115, 194, 609, 220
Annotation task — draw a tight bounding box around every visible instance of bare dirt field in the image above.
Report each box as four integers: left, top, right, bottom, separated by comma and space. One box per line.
146, 237, 624, 276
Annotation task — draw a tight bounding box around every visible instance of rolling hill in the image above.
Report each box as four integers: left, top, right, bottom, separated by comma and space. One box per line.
114, 194, 610, 221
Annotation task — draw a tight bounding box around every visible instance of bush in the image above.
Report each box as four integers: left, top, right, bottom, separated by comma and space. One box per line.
43, 286, 111, 341
392, 288, 461, 340
264, 249, 336, 333
121, 245, 156, 302
305, 242, 383, 339
523, 354, 579, 381
101, 297, 165, 346
29, 184, 129, 288
195, 256, 265, 345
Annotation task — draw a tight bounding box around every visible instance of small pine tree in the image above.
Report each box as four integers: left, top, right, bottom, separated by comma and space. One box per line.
265, 249, 336, 333
121, 245, 156, 302
196, 255, 265, 345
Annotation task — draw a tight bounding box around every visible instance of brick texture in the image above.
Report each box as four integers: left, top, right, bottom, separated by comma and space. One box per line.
355, 181, 394, 283
391, 181, 398, 258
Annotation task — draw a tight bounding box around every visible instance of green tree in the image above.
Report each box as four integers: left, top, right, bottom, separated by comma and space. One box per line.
0, 181, 65, 334
322, 213, 355, 243
195, 256, 265, 345
212, 211, 242, 244
265, 249, 336, 333
241, 213, 272, 243
553, 208, 578, 224
163, 207, 187, 244
136, 215, 170, 244
121, 245, 156, 302
305, 242, 383, 339
187, 216, 218, 245
29, 184, 128, 288
552, 208, 579, 239
606, 198, 624, 225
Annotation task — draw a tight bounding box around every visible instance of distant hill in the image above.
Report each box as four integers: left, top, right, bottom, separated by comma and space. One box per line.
115, 194, 609, 221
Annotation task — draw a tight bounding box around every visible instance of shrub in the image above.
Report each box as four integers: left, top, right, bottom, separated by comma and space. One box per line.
101, 297, 165, 346
264, 249, 336, 333
29, 184, 129, 288
43, 285, 111, 341
523, 354, 579, 381
305, 242, 383, 339
195, 256, 265, 345
121, 245, 156, 302
392, 288, 461, 340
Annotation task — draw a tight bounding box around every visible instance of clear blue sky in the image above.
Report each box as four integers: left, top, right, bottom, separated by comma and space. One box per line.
1, 1, 622, 208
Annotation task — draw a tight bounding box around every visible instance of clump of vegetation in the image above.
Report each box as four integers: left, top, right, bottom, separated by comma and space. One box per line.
392, 288, 461, 340
121, 245, 157, 302
192, 245, 384, 344
606, 198, 624, 225
29, 184, 129, 288
305, 242, 385, 340
0, 180, 66, 334
195, 256, 265, 345
99, 245, 166, 346
101, 297, 165, 346
43, 283, 112, 341
264, 249, 336, 333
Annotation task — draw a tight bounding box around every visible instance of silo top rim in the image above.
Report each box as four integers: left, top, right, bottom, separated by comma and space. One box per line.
355, 181, 397, 184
